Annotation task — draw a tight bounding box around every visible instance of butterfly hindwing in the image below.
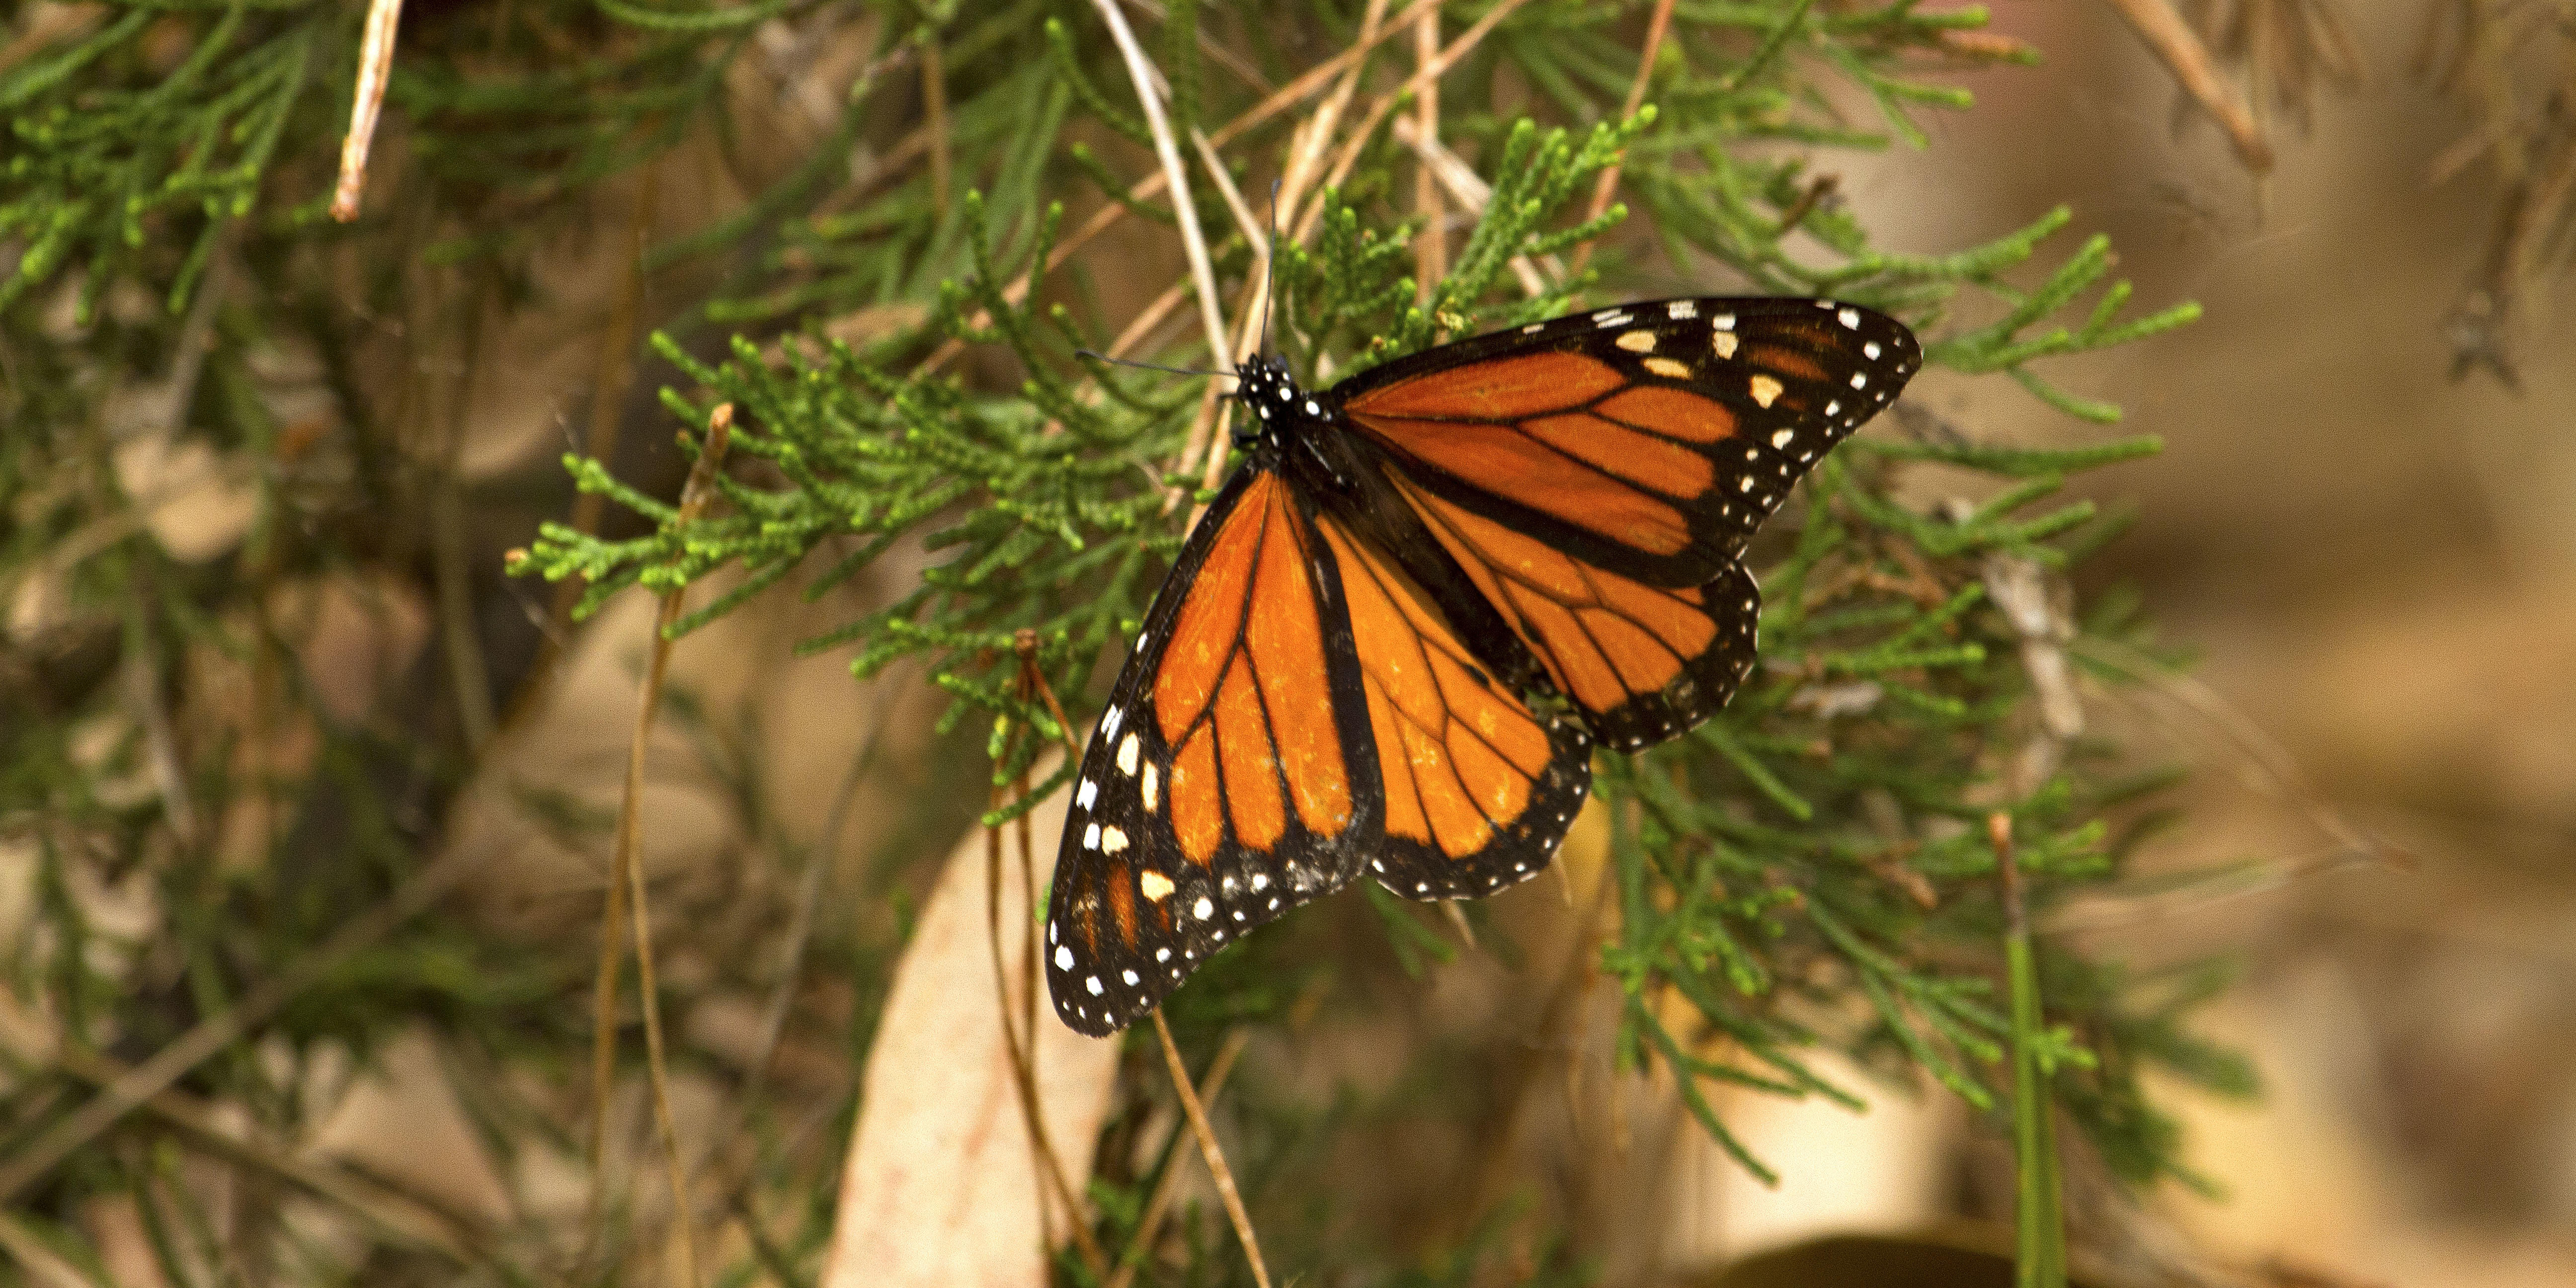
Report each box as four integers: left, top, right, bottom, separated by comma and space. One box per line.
1388, 470, 1764, 753
1336, 297, 1921, 590
1046, 465, 1384, 1036
1312, 513, 1593, 900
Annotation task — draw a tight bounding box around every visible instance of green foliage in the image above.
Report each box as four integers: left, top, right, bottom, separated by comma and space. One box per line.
0, 0, 2254, 1279
508, 0, 2233, 1200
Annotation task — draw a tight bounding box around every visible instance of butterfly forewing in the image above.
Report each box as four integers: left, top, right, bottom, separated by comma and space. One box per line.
1046, 466, 1383, 1036
1337, 297, 1921, 590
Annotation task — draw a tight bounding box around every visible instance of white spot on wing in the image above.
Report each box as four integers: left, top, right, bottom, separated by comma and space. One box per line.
1086, 975, 1104, 995
1101, 826, 1129, 854
1772, 428, 1795, 448
1055, 946, 1073, 969
1838, 308, 1861, 328
1616, 330, 1656, 353
1643, 356, 1691, 380
1193, 896, 1213, 919
1668, 300, 1698, 319
1083, 822, 1101, 850
1102, 706, 1122, 738
1077, 779, 1097, 809
1116, 732, 1140, 775
1140, 870, 1175, 901
1749, 374, 1784, 407
1122, 969, 1139, 985
1863, 340, 1882, 359
1141, 763, 1159, 810
1850, 372, 1868, 389
1712, 331, 1739, 359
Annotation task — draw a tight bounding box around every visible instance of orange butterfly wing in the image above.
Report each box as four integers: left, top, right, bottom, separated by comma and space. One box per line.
1046, 468, 1382, 1036
1341, 297, 1919, 590
1334, 297, 1918, 749
1312, 513, 1593, 900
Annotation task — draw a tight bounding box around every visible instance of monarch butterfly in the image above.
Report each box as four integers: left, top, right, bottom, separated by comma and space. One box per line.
1046, 296, 1921, 1035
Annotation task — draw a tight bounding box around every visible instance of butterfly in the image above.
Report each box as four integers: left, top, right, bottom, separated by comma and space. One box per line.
1046, 296, 1920, 1035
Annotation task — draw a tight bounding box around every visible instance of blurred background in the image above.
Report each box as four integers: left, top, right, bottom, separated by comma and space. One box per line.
2, 0, 2571, 1284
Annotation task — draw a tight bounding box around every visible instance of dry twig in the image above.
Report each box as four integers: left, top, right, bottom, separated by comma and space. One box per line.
1093, 0, 1234, 386
585, 404, 734, 1288
2101, 0, 2276, 172
1152, 1010, 1270, 1288
1106, 1028, 1248, 1288
331, 0, 406, 221
1567, 0, 1677, 277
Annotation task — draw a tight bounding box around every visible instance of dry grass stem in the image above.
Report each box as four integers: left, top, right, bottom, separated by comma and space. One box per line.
585, 403, 735, 1288
1091, 0, 1234, 383
1152, 1010, 1270, 1288
0, 1210, 95, 1288
120, 608, 198, 847
2101, 0, 2276, 171
1391, 116, 1552, 295
2070, 635, 2404, 874
331, 0, 406, 221
1411, 6, 1447, 300
983, 742, 1109, 1274
1293, 0, 1537, 244
925, 0, 1439, 377
1567, 0, 1676, 276
1106, 1028, 1248, 1288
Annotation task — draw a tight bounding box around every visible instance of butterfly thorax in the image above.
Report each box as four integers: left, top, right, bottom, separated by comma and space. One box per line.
1231, 355, 1326, 447
1229, 355, 1371, 499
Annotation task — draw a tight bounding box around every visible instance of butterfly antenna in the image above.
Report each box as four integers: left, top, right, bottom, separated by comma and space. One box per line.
1077, 350, 1229, 380
1261, 179, 1282, 359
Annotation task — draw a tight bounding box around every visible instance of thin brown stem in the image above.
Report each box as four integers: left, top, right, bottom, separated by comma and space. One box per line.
331, 0, 406, 220
1152, 1010, 1270, 1288
597, 404, 734, 1288
1567, 0, 1676, 277
2100, 0, 2275, 172
922, 0, 1441, 376
983, 773, 1109, 1277
1412, 7, 1447, 300
1106, 1028, 1247, 1288
36, 1041, 483, 1267
1293, 0, 1537, 245
1092, 0, 1234, 381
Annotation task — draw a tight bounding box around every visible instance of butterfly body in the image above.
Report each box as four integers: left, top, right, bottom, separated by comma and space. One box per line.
1047, 297, 1920, 1036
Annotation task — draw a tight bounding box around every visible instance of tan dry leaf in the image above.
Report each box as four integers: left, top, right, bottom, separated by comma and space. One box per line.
821, 752, 1119, 1288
